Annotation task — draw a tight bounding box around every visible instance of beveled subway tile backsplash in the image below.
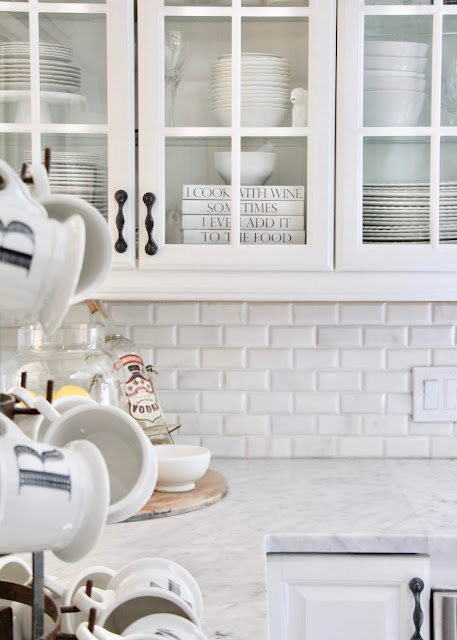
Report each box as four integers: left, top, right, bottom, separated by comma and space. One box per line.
3, 301, 457, 459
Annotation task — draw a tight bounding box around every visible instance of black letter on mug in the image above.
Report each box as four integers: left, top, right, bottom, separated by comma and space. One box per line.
0, 220, 35, 273
15, 445, 71, 494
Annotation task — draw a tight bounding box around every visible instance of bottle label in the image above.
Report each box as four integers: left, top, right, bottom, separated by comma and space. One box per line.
121, 354, 162, 424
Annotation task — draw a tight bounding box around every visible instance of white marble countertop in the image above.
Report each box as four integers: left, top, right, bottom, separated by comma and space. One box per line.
42, 459, 457, 640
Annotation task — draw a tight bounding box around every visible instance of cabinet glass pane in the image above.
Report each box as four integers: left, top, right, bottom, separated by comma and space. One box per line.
242, 1, 308, 6
0, 133, 30, 173
40, 133, 108, 220
165, 1, 231, 5
439, 138, 457, 244
0, 12, 31, 124
240, 18, 308, 128
39, 13, 107, 125
364, 16, 432, 127
442, 18, 457, 126
165, 17, 231, 127
239, 136, 306, 245
365, 1, 432, 5
166, 137, 231, 244
363, 137, 431, 243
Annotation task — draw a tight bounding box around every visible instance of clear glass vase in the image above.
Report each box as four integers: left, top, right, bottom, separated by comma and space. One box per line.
1, 324, 122, 407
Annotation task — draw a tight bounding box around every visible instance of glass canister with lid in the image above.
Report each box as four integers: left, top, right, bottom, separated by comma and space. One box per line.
1, 324, 122, 407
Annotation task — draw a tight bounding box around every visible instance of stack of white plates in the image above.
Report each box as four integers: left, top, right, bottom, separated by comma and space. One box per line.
211, 53, 291, 127
0, 42, 81, 93
26, 151, 108, 218
363, 182, 457, 243
364, 41, 428, 126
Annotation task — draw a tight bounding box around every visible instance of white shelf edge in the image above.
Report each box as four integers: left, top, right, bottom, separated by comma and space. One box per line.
98, 268, 457, 301
162, 127, 310, 137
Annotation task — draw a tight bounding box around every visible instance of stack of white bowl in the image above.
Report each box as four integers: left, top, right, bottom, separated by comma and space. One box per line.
364, 40, 429, 126
211, 53, 291, 127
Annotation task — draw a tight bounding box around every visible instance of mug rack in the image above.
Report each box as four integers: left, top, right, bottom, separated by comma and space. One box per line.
3, 374, 97, 640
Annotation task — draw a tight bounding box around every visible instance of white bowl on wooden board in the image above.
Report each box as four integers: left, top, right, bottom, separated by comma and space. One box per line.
155, 445, 211, 493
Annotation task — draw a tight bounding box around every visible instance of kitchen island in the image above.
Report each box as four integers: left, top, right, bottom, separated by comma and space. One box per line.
44, 459, 457, 640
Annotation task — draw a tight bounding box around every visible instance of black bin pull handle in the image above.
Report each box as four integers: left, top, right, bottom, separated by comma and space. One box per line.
114, 190, 128, 254
143, 192, 158, 256
409, 577, 425, 640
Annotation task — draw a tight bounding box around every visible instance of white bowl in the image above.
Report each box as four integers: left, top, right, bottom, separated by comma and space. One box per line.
364, 54, 428, 73
212, 106, 289, 127
365, 40, 429, 58
364, 74, 426, 91
155, 445, 211, 493
364, 69, 425, 79
364, 89, 425, 126
214, 150, 276, 185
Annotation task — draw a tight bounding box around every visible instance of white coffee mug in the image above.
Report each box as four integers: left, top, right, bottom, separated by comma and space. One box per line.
41, 402, 157, 523
74, 557, 201, 635
31, 163, 113, 303
0, 412, 110, 561
0, 160, 86, 333
108, 558, 203, 619
76, 622, 162, 640
122, 613, 208, 640
19, 575, 66, 639
0, 556, 32, 640
74, 586, 199, 636
31, 394, 95, 442
62, 566, 115, 635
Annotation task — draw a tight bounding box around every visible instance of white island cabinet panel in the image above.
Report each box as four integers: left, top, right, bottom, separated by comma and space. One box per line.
267, 553, 430, 640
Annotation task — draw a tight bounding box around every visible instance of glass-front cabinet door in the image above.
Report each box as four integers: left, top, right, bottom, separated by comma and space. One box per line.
337, 0, 457, 271
0, 0, 135, 268
137, 0, 335, 282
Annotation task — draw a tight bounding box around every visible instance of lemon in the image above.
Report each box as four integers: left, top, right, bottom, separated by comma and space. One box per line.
54, 385, 90, 399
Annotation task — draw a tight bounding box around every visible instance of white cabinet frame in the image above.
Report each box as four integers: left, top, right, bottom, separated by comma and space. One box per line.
135, 0, 336, 298
0, 0, 136, 269
336, 0, 457, 272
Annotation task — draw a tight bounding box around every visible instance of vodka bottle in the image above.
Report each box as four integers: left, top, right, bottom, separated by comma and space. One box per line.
86, 300, 168, 432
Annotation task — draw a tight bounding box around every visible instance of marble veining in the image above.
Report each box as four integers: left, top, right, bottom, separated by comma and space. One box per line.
41, 459, 457, 640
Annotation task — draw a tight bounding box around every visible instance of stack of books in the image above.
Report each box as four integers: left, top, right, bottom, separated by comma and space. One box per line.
181, 185, 306, 245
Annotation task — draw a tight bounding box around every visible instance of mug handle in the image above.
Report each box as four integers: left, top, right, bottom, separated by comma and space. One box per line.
8, 387, 62, 423
8, 386, 37, 410
74, 586, 116, 620
29, 163, 51, 201
26, 575, 66, 601
0, 159, 48, 218
76, 622, 121, 640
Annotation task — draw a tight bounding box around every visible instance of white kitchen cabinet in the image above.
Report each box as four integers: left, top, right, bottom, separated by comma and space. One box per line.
337, 0, 457, 273
267, 553, 430, 640
0, 0, 136, 268
5, 1, 457, 301
131, 0, 336, 295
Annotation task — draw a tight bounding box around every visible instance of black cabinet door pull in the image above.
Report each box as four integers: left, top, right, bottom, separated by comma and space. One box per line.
114, 190, 128, 253
409, 577, 425, 640
144, 192, 158, 255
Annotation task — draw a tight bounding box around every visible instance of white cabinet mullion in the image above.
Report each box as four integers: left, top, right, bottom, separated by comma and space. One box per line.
106, 0, 136, 268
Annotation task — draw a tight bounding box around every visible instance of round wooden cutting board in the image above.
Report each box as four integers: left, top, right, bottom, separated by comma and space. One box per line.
124, 470, 228, 522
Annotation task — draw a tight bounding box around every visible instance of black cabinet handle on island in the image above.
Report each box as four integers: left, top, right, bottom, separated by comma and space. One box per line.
144, 192, 158, 256
114, 190, 128, 254
409, 577, 425, 640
